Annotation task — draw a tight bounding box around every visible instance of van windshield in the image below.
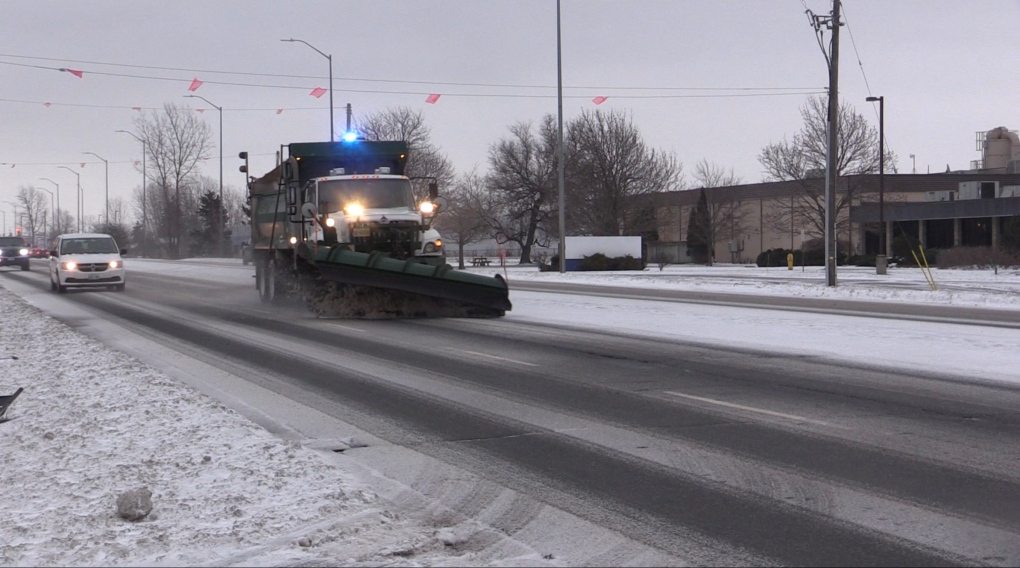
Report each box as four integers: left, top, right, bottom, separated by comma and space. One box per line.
60, 238, 119, 255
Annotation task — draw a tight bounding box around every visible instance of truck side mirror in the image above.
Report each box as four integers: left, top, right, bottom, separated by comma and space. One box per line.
282, 157, 299, 184
428, 182, 439, 200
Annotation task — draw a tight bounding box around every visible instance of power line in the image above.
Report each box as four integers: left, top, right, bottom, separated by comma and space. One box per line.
0, 53, 823, 94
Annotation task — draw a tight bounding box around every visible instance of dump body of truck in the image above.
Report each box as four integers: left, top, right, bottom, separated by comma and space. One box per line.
244, 139, 510, 317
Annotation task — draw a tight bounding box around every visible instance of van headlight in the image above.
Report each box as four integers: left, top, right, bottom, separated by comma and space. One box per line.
62, 261, 77, 271
109, 260, 121, 269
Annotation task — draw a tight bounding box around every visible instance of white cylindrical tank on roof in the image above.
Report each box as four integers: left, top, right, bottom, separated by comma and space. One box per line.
982, 127, 1020, 169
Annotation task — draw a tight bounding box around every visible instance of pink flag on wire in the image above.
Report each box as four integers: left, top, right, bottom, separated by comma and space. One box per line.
134, 160, 140, 166
196, 109, 205, 113
132, 106, 142, 111
276, 109, 283, 115
80, 163, 86, 168
188, 78, 203, 91
9, 164, 14, 168
43, 102, 52, 107
66, 69, 83, 78
309, 87, 327, 98
425, 93, 441, 104
592, 96, 608, 105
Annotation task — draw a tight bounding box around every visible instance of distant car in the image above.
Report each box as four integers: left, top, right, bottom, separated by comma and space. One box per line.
0, 236, 31, 271
49, 233, 127, 293
29, 247, 49, 259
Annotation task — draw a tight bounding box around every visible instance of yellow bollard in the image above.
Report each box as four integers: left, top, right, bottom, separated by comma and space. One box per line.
787, 252, 794, 270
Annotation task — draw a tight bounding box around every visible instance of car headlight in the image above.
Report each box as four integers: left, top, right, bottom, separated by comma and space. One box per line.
62, 261, 77, 271
19, 248, 29, 256
109, 260, 121, 269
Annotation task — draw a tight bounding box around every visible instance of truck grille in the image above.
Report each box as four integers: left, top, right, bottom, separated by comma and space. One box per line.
350, 221, 420, 259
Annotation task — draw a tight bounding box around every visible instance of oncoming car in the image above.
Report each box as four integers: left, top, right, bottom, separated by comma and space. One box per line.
49, 233, 127, 293
0, 236, 31, 271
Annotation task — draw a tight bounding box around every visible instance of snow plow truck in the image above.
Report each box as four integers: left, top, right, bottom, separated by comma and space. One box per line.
241, 138, 511, 318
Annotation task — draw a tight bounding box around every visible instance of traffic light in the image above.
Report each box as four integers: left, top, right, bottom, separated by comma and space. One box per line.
15, 226, 21, 236
238, 151, 248, 174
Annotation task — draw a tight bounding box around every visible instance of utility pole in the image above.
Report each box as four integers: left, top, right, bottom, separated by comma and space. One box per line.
826, 0, 840, 287
808, 0, 841, 287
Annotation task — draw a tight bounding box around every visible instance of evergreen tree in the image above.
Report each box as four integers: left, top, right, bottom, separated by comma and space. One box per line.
191, 191, 228, 257
686, 188, 713, 264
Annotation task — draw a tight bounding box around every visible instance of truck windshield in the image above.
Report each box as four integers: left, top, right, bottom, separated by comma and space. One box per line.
318, 179, 415, 211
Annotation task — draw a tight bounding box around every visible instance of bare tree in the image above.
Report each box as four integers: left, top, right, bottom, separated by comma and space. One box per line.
484, 116, 558, 264
692, 159, 742, 188
566, 109, 684, 236
685, 160, 750, 263
757, 95, 896, 251
355, 106, 456, 203
133, 102, 212, 258
434, 169, 491, 269
16, 185, 49, 245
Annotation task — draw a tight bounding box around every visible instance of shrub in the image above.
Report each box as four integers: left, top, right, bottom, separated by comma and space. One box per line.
577, 253, 643, 271
935, 246, 1020, 269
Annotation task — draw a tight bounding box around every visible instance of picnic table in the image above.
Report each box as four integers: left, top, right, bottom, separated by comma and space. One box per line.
471, 257, 491, 267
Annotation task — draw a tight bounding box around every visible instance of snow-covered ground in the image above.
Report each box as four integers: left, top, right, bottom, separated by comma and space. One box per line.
2, 260, 1018, 566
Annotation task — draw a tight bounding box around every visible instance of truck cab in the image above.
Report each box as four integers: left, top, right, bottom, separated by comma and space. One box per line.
308, 168, 444, 265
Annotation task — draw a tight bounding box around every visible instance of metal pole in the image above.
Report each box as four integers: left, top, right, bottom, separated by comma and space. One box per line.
116, 130, 147, 255
867, 95, 886, 273
328, 53, 334, 141
58, 166, 81, 232
184, 95, 225, 256
40, 178, 60, 235
824, 0, 841, 287
282, 38, 334, 141
84, 152, 109, 227
556, 0, 566, 273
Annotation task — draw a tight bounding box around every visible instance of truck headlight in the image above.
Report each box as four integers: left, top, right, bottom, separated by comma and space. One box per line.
19, 248, 29, 256
344, 203, 364, 217
419, 201, 435, 214
424, 239, 442, 253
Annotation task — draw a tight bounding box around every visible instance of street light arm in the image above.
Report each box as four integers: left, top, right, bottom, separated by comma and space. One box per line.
115, 129, 143, 143
183, 94, 222, 110
281, 38, 330, 60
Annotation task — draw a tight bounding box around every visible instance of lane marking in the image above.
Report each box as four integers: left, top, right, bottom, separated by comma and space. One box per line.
664, 391, 834, 427
452, 349, 538, 367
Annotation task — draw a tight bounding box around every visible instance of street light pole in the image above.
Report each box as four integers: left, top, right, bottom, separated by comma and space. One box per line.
281, 38, 334, 141
58, 166, 81, 232
116, 130, 147, 256
37, 187, 55, 244
83, 152, 109, 227
40, 178, 60, 235
185, 95, 225, 256
555, 0, 566, 273
866, 95, 885, 274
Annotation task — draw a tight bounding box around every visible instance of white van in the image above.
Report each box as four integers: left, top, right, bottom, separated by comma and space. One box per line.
49, 233, 127, 293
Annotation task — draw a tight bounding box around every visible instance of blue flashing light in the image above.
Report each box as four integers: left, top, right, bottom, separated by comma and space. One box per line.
341, 131, 358, 142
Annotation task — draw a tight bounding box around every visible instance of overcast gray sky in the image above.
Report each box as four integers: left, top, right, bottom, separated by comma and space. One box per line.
2, 0, 1018, 228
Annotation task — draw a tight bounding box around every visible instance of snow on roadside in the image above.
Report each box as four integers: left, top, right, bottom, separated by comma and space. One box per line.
0, 284, 486, 567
